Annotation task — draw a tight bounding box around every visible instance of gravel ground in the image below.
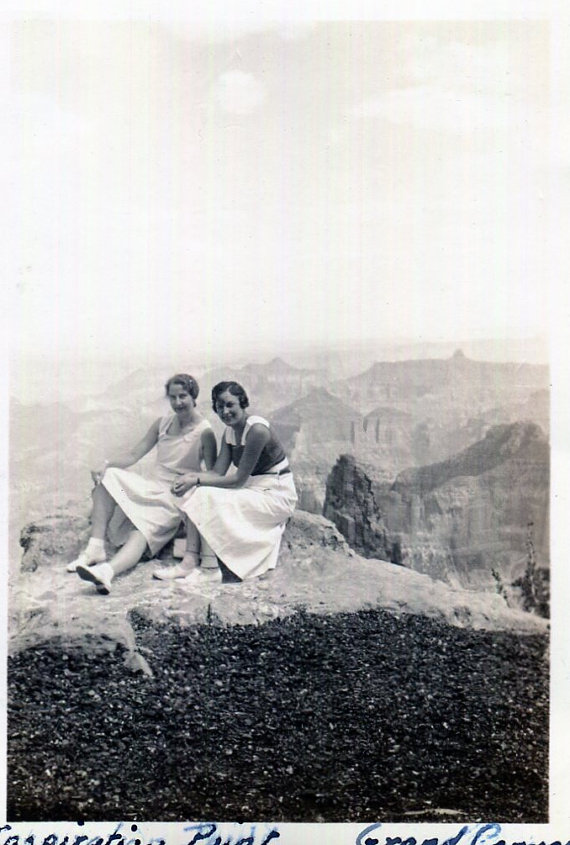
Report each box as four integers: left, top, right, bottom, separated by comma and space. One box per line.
7, 608, 549, 822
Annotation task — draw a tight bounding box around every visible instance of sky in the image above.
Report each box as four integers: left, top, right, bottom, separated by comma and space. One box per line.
3, 2, 555, 368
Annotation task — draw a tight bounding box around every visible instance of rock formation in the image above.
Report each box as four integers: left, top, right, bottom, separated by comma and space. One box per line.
269, 387, 364, 513
322, 456, 393, 562
199, 356, 327, 414
334, 352, 548, 416
262, 353, 549, 515
324, 422, 549, 608
9, 506, 546, 673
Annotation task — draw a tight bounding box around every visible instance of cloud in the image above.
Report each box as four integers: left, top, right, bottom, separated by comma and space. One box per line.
215, 70, 266, 115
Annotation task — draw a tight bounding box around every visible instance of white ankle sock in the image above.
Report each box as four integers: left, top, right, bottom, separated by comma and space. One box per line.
86, 537, 105, 553
200, 553, 219, 571
96, 562, 114, 581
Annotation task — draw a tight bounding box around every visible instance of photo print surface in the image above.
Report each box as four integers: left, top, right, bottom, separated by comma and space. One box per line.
3, 2, 563, 837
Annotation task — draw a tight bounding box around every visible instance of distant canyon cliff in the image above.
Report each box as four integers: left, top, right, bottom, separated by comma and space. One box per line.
270, 351, 548, 514
324, 422, 549, 597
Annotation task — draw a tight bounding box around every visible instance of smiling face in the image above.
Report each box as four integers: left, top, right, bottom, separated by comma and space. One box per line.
168, 383, 195, 416
214, 390, 247, 428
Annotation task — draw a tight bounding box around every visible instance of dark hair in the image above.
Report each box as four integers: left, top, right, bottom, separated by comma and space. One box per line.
165, 374, 199, 400
211, 381, 249, 411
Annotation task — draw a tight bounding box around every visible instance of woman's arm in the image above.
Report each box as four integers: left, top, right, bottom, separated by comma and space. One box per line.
200, 428, 218, 471
176, 424, 270, 491
92, 419, 160, 481
213, 434, 233, 476
171, 431, 232, 496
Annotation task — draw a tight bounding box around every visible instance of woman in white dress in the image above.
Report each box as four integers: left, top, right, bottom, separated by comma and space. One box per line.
155, 380, 297, 585
69, 374, 217, 594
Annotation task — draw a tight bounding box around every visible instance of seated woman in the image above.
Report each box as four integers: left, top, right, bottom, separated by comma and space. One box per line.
70, 373, 217, 595
154, 380, 297, 584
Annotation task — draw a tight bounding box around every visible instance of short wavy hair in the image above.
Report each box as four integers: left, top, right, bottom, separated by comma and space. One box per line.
164, 373, 199, 400
211, 381, 249, 412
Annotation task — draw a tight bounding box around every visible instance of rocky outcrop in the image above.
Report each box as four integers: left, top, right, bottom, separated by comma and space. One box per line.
9, 505, 546, 670
270, 387, 362, 453
19, 513, 91, 573
323, 455, 393, 561
324, 423, 549, 607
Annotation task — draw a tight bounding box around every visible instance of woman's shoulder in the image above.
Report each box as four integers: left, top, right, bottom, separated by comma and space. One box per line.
245, 415, 270, 432
198, 418, 214, 433
243, 416, 271, 443
224, 416, 269, 446
183, 417, 213, 439
158, 414, 211, 438
157, 414, 175, 436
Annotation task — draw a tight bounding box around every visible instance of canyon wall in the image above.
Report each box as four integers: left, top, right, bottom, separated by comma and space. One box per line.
324, 422, 549, 595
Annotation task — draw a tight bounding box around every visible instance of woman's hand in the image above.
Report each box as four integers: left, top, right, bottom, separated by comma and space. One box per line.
171, 473, 199, 497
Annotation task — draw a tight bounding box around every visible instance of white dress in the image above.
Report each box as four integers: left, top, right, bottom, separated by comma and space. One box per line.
181, 416, 298, 580
101, 415, 212, 556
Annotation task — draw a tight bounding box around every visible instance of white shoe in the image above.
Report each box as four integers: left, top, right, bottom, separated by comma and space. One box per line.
76, 562, 113, 595
153, 564, 195, 581
66, 548, 106, 573
182, 567, 222, 585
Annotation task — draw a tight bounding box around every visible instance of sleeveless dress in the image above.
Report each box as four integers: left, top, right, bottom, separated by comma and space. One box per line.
101, 415, 212, 556
181, 416, 297, 580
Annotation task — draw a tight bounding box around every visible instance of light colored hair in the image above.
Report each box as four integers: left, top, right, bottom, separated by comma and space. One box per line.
164, 373, 199, 400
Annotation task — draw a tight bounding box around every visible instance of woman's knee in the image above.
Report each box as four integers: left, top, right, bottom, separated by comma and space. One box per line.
92, 483, 109, 503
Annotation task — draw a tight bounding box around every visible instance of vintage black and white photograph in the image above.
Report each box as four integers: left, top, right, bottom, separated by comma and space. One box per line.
4, 1, 560, 830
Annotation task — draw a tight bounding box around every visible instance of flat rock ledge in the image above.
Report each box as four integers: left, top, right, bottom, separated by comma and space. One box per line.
10, 508, 547, 671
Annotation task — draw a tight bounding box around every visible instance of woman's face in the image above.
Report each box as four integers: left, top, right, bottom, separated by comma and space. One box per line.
214, 390, 246, 427
168, 383, 195, 415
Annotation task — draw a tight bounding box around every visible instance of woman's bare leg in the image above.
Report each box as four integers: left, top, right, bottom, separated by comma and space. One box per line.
90, 483, 117, 539
107, 529, 149, 576
152, 518, 199, 581
179, 532, 223, 584
199, 535, 240, 583
199, 535, 220, 571
67, 483, 116, 571
76, 529, 147, 594
180, 516, 201, 572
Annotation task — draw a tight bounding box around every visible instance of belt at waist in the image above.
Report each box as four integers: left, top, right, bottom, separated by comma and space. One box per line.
252, 462, 291, 477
